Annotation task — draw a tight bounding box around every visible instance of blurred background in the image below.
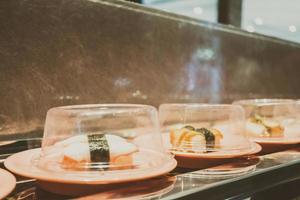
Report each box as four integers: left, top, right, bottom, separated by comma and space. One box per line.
1, 0, 300, 138
126, 0, 300, 44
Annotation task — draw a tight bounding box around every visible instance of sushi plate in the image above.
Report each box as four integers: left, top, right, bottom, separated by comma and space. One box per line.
182, 156, 261, 177
161, 132, 261, 159
75, 176, 176, 199
252, 138, 300, 154
172, 143, 261, 169
253, 137, 300, 145
172, 142, 261, 159
0, 140, 16, 146
0, 168, 16, 199
4, 148, 177, 185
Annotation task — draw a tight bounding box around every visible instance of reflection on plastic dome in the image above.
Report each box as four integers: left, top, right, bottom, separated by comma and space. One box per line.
159, 104, 256, 156
35, 104, 175, 183
234, 99, 300, 143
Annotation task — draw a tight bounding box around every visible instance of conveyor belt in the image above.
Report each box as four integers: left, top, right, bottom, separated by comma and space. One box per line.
1, 139, 300, 200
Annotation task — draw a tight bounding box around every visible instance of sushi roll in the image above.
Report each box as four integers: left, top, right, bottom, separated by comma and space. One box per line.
196, 127, 223, 149
246, 121, 267, 137
54, 134, 138, 169
170, 126, 206, 152
170, 125, 223, 153
246, 114, 284, 137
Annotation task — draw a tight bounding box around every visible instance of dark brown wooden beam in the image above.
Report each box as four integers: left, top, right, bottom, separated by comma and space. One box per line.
218, 0, 242, 27
124, 0, 142, 3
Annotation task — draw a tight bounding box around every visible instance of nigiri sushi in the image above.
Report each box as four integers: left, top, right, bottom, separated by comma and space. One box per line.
54, 134, 138, 169
170, 125, 223, 153
246, 114, 284, 137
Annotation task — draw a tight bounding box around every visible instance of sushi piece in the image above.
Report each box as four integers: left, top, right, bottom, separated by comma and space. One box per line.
246, 121, 267, 137
196, 127, 223, 149
170, 125, 223, 153
170, 126, 206, 152
247, 114, 284, 137
54, 134, 138, 169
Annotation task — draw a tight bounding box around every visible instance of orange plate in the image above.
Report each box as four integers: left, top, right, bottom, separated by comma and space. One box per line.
0, 141, 16, 146
182, 156, 261, 176
38, 176, 176, 197
0, 168, 16, 199
253, 137, 300, 154
4, 148, 177, 196
253, 137, 300, 145
173, 142, 261, 159
173, 143, 261, 169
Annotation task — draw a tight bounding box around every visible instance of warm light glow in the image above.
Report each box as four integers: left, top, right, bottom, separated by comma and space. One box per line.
193, 6, 203, 15
289, 25, 297, 32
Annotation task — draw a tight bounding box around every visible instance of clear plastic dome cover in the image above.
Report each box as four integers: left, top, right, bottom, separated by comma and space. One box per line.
233, 99, 300, 142
35, 104, 175, 180
159, 104, 254, 155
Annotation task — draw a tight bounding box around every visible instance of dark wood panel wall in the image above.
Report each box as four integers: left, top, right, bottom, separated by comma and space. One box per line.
0, 0, 299, 138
